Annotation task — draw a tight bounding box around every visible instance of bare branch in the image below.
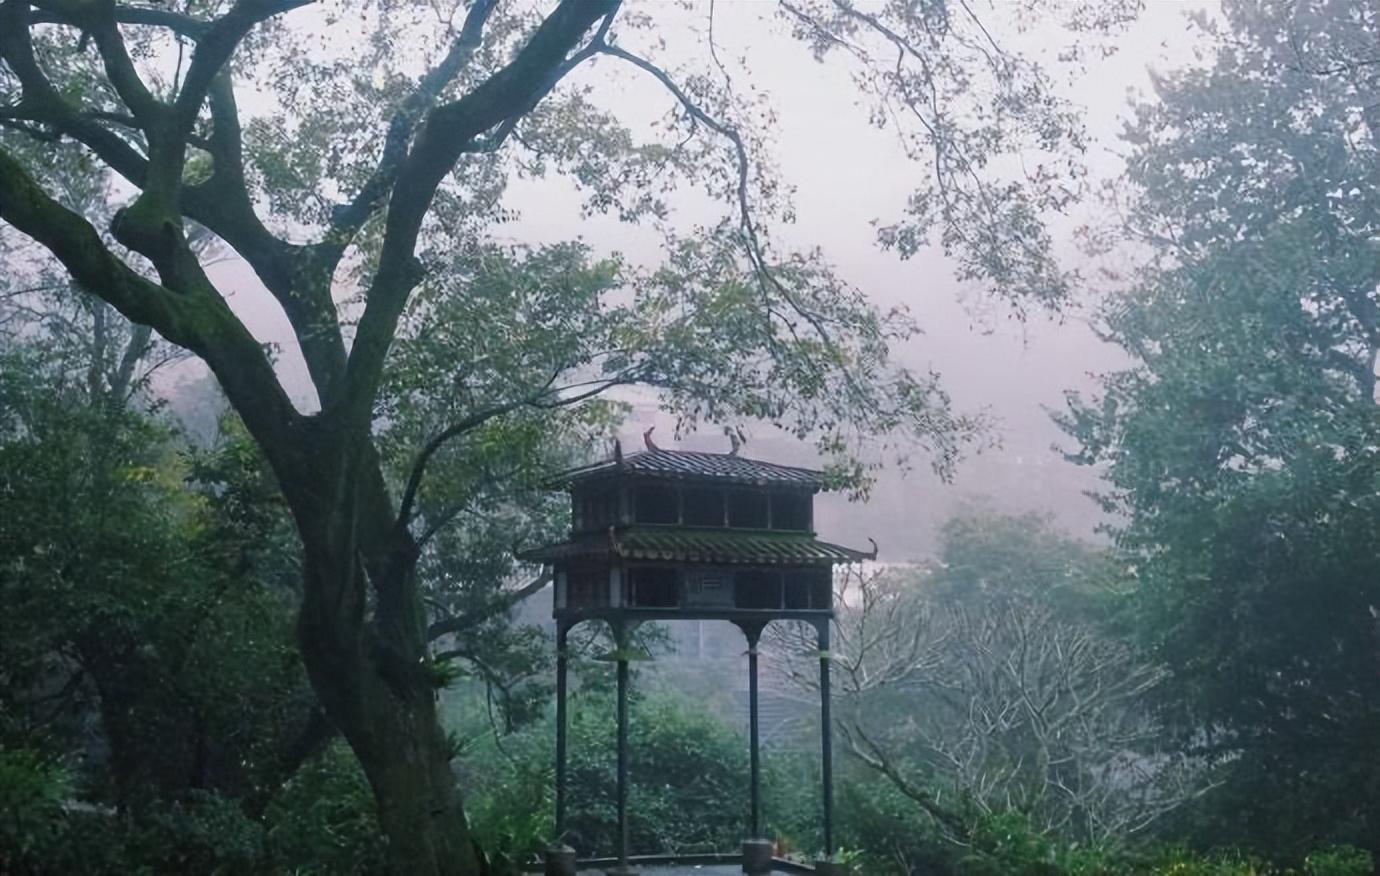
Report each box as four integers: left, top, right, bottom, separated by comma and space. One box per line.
772, 565, 1201, 844
0, 146, 301, 461
426, 572, 551, 642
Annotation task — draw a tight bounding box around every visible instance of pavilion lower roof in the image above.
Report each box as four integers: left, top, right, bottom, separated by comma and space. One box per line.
518, 527, 871, 566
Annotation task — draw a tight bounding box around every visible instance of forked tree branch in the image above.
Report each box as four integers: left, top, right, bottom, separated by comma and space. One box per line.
325, 0, 500, 247
173, 0, 313, 134
0, 2, 150, 183
426, 572, 551, 642
340, 0, 619, 432
11, 0, 343, 404
0, 146, 300, 460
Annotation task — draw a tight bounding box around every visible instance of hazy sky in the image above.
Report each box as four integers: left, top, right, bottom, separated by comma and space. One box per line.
192, 0, 1214, 559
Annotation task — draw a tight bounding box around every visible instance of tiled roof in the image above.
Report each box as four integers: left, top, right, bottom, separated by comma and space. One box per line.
553, 448, 824, 489
519, 527, 870, 565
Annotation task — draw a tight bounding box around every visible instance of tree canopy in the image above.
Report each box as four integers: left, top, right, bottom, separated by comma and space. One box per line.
0, 1, 1143, 872
1058, 0, 1380, 857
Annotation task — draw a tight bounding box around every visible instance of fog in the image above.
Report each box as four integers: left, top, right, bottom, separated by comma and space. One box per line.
17, 2, 1380, 873
189, 1, 1209, 556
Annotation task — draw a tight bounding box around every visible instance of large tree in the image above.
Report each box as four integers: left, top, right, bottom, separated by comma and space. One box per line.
0, 1, 1131, 871
1059, 0, 1380, 856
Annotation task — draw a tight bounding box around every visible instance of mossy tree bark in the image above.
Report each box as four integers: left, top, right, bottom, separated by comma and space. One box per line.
0, 2, 616, 872
0, 0, 1088, 869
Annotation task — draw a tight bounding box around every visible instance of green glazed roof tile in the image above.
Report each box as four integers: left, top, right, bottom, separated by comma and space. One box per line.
550, 449, 825, 489
519, 527, 870, 565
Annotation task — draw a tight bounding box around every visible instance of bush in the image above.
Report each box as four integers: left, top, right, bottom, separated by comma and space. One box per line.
1306, 846, 1374, 876
263, 742, 386, 875
830, 767, 952, 875
460, 689, 755, 866
0, 746, 71, 872
125, 791, 265, 875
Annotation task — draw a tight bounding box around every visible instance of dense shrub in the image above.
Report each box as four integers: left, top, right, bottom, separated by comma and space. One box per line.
0, 746, 71, 873
262, 742, 386, 875
124, 792, 266, 875
462, 689, 753, 867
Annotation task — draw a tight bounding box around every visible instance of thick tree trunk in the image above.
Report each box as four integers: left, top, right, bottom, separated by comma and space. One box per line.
292, 472, 485, 876
355, 688, 483, 876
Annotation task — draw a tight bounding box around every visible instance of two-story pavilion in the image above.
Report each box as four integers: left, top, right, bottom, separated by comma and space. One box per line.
520, 439, 871, 876
526, 444, 868, 620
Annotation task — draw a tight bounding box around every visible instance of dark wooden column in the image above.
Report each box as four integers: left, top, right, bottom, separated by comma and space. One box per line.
735, 620, 768, 838
607, 621, 639, 876
546, 620, 577, 875
818, 619, 834, 857
554, 621, 570, 838
616, 653, 631, 868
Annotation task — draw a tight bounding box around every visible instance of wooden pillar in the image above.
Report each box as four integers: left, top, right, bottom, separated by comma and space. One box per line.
818, 620, 834, 857
607, 621, 639, 876
555, 622, 570, 838
546, 620, 576, 876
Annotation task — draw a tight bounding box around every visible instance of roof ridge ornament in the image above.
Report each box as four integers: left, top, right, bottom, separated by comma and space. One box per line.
613, 438, 624, 467
643, 426, 659, 451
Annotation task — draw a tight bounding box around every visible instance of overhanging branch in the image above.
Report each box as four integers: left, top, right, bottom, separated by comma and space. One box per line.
426, 572, 551, 642
0, 146, 301, 459
396, 370, 638, 532
597, 42, 851, 397
339, 0, 618, 433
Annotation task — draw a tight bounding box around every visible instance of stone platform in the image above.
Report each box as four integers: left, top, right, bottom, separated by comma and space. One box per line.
603, 867, 740, 875
529, 854, 818, 874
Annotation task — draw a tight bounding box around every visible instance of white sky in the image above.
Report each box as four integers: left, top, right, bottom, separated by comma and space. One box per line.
189, 0, 1215, 558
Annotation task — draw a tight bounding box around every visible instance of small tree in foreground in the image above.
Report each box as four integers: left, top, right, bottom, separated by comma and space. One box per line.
773, 517, 1206, 851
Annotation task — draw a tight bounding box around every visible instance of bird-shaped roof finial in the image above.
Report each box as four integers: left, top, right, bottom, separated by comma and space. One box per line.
643, 426, 659, 451
724, 425, 742, 456
613, 438, 624, 466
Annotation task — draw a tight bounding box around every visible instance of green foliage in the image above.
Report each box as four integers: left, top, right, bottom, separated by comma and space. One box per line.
1141, 848, 1267, 876
262, 743, 386, 876
1057, 0, 1380, 859
1304, 847, 1374, 876
125, 792, 266, 876
0, 369, 310, 807
461, 689, 751, 864
926, 511, 1129, 618
0, 778, 269, 876
0, 315, 338, 872
0, 745, 71, 871
955, 812, 1122, 876
827, 768, 952, 875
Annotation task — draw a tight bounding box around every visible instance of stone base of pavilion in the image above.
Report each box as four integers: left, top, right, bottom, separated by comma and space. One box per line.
527, 851, 837, 874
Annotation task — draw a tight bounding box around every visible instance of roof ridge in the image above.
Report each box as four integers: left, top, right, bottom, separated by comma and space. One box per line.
545, 444, 827, 488
622, 446, 822, 471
